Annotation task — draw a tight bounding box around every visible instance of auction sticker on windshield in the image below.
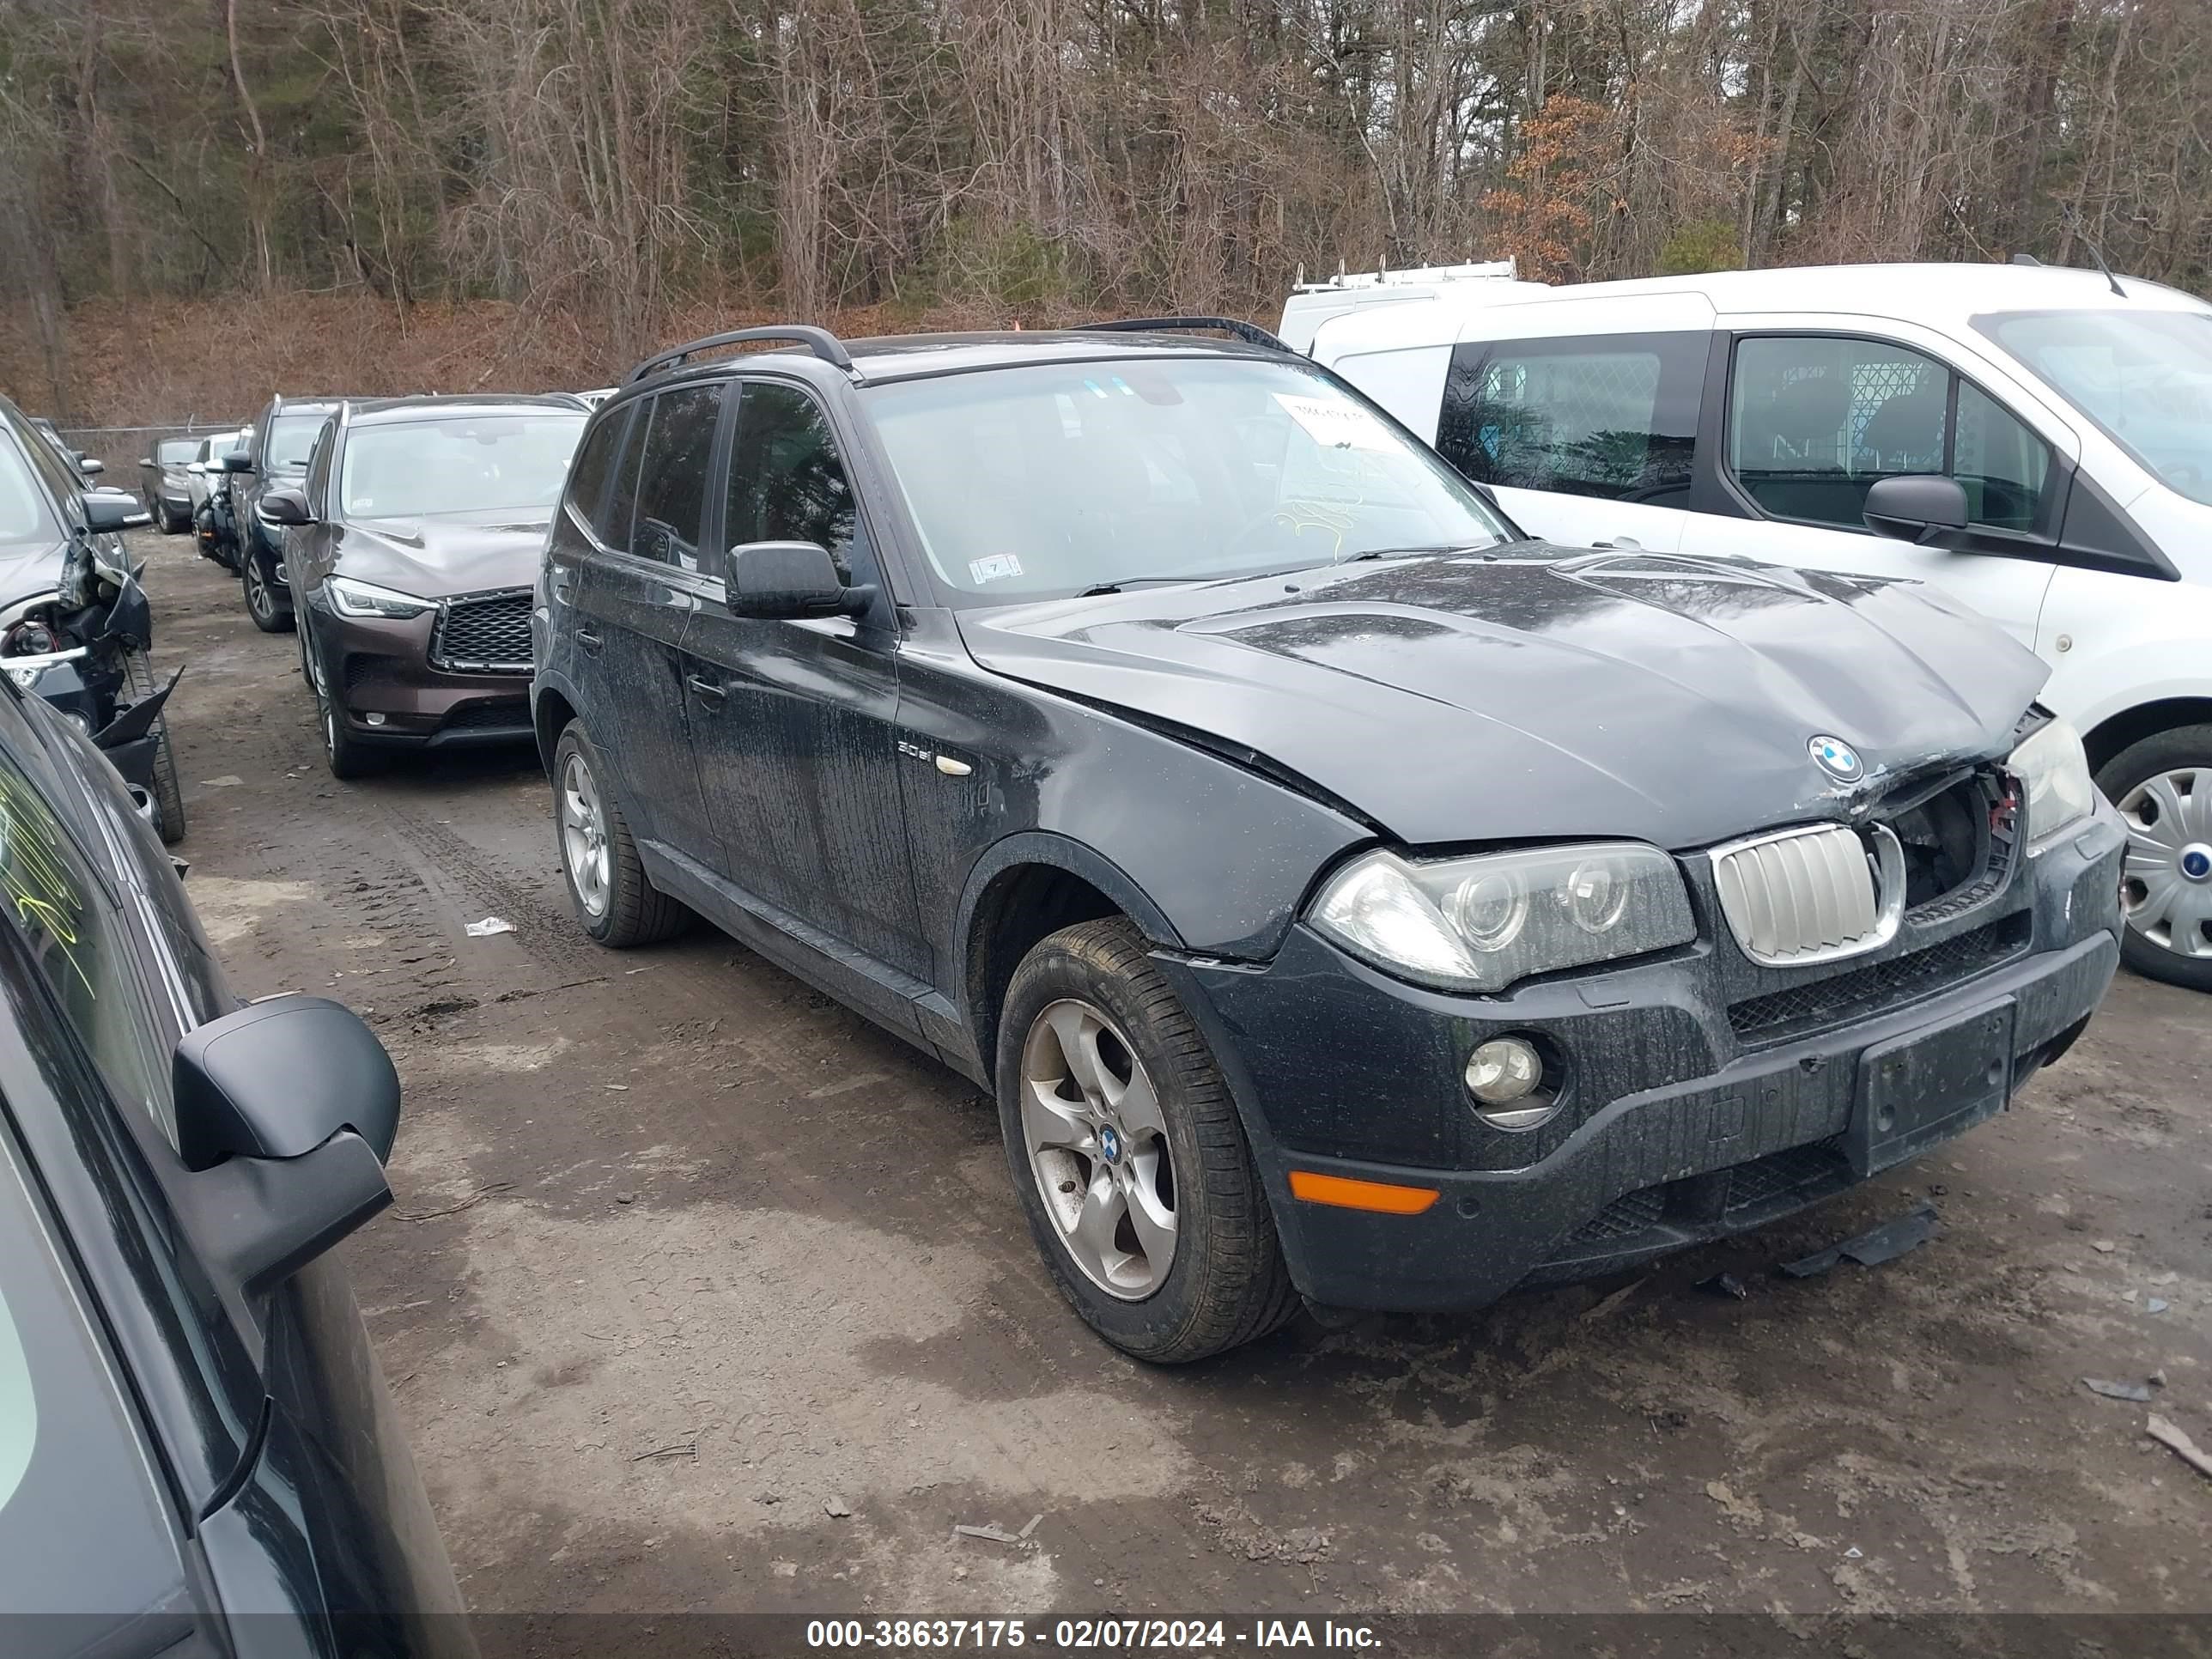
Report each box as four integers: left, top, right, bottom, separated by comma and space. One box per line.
1273, 392, 1393, 451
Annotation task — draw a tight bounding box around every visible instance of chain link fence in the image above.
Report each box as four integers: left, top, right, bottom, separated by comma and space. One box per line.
55, 419, 251, 494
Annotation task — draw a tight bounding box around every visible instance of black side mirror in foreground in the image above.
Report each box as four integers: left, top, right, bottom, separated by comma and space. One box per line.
172, 996, 402, 1296
1863, 474, 1970, 546
80, 490, 153, 532
258, 487, 314, 527
721, 539, 876, 620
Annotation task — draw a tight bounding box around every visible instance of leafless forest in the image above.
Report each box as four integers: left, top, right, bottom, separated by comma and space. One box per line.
3, 0, 2208, 418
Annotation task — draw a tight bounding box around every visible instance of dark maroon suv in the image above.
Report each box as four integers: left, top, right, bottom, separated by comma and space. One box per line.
259, 393, 586, 776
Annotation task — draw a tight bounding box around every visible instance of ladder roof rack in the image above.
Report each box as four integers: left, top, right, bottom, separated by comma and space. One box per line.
1072, 317, 1293, 353
624, 325, 854, 386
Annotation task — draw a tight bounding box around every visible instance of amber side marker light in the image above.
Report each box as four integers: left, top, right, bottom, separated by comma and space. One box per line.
1288, 1170, 1440, 1215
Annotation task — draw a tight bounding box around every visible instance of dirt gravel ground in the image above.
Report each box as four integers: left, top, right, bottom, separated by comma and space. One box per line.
130, 526, 2211, 1620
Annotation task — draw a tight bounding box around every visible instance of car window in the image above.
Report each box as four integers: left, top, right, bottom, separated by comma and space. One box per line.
628, 385, 725, 570
337, 413, 585, 520
305, 418, 337, 512
264, 412, 327, 473
1438, 332, 1703, 503
154, 440, 197, 465
0, 437, 58, 543
0, 1127, 182, 1620
16, 420, 84, 516
1976, 307, 2212, 507
861, 356, 1515, 604
726, 382, 864, 577
599, 403, 649, 548
1729, 335, 2052, 534
1953, 380, 2049, 532
0, 749, 170, 1140
562, 405, 628, 542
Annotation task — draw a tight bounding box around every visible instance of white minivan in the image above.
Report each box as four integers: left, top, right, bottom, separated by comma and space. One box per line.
1300, 260, 2212, 991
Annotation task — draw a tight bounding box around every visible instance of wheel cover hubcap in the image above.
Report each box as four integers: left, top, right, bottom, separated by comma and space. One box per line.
560, 754, 611, 918
2118, 767, 2212, 959
1018, 998, 1176, 1300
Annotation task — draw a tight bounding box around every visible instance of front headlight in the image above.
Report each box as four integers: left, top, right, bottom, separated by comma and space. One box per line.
2008, 715, 2094, 848
328, 574, 433, 621
1309, 842, 1697, 994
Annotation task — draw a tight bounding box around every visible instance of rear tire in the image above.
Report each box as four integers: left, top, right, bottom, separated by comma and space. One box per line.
124, 650, 186, 845
551, 722, 687, 947
2099, 724, 2212, 993
996, 917, 1297, 1363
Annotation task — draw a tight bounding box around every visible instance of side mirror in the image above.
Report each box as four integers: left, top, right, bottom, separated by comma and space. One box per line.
78, 457, 105, 477
137, 457, 155, 468
175, 995, 400, 1169
185, 461, 206, 475
1864, 475, 1969, 546
80, 490, 152, 532
170, 996, 401, 1299
721, 539, 876, 620
219, 452, 253, 473
259, 487, 314, 527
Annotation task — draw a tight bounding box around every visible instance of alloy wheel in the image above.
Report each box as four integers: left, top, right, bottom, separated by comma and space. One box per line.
244, 556, 271, 620
560, 752, 612, 918
2118, 767, 2212, 961
1018, 998, 1177, 1300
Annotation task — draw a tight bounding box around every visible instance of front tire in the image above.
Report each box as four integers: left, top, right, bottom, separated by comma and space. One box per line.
124, 650, 187, 844
996, 917, 1297, 1363
551, 722, 687, 946
2100, 724, 2212, 992
307, 629, 381, 781
242, 544, 294, 633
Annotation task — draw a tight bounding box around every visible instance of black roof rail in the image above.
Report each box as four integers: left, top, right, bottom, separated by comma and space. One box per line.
1073, 316, 1292, 353
624, 325, 854, 386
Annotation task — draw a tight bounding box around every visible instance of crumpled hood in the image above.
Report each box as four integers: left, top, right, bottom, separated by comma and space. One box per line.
955, 549, 2049, 849
0, 533, 66, 612
334, 506, 550, 599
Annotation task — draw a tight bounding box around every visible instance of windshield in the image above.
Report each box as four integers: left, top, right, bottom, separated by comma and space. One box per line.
0, 439, 57, 543
265, 411, 328, 473
153, 440, 196, 465
1977, 307, 2212, 505
339, 412, 586, 520
860, 356, 1515, 603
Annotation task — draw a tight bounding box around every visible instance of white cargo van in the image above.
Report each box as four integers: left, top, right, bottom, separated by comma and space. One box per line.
1300, 261, 2212, 990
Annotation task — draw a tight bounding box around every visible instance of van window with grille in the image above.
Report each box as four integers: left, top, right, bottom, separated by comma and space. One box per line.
1729, 335, 2051, 534
1438, 333, 1702, 502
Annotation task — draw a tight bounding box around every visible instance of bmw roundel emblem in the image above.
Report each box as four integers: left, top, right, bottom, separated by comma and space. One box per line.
1098, 1125, 1122, 1164
1808, 734, 1864, 782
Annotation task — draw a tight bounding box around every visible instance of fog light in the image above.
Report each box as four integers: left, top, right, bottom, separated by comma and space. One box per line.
1466, 1037, 1540, 1103
364, 711, 386, 726
1466, 1036, 1559, 1131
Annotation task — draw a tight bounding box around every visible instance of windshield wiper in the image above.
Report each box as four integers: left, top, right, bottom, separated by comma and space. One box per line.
1338, 542, 1490, 562
1073, 575, 1206, 597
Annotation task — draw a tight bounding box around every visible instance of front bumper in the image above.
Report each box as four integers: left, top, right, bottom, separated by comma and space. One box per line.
310, 604, 533, 750
1164, 807, 2125, 1313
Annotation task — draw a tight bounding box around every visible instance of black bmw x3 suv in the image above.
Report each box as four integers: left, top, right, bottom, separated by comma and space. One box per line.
532, 319, 2124, 1363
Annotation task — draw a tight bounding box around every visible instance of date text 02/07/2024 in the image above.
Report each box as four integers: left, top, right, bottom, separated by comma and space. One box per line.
801, 1617, 1382, 1649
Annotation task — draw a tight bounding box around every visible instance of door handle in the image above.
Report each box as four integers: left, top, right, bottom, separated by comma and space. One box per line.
686, 673, 726, 708
574, 629, 602, 655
